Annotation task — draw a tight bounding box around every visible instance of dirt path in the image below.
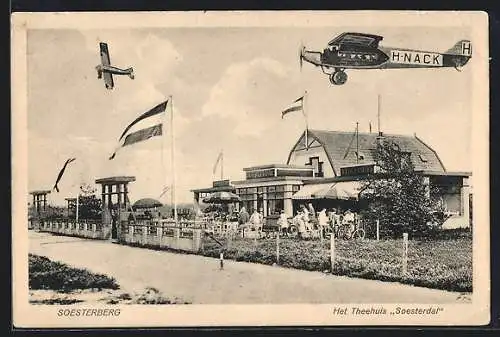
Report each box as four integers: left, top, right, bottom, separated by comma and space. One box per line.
29, 231, 465, 304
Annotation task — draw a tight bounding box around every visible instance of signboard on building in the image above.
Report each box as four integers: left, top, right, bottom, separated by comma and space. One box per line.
276, 169, 314, 178
213, 180, 231, 188
340, 164, 374, 176
246, 169, 276, 180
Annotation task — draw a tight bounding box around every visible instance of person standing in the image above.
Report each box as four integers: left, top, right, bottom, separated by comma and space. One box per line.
318, 208, 328, 237
238, 206, 250, 225
301, 204, 310, 231
277, 210, 289, 236
250, 209, 263, 232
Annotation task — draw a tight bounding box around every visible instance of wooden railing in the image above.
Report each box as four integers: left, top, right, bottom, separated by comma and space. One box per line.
121, 219, 203, 252
38, 218, 108, 240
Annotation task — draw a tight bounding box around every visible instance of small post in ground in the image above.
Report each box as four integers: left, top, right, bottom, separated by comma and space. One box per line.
330, 232, 335, 273
276, 230, 280, 265
220, 251, 224, 270
376, 220, 380, 241
402, 232, 408, 275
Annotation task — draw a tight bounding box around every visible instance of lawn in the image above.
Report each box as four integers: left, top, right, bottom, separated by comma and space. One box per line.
199, 236, 472, 292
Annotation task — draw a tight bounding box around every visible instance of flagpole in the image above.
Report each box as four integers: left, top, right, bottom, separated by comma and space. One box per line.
377, 94, 381, 135
221, 149, 224, 181
170, 95, 178, 224
161, 100, 167, 205
304, 90, 309, 151
356, 121, 359, 164
76, 193, 79, 223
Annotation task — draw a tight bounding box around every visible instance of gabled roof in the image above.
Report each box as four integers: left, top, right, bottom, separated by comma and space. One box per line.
287, 129, 446, 175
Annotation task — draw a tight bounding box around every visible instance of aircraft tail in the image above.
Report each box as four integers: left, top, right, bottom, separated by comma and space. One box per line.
445, 40, 472, 57
127, 68, 135, 79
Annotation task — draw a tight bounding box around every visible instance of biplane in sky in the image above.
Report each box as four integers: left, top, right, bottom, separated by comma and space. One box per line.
95, 42, 135, 90
299, 32, 472, 85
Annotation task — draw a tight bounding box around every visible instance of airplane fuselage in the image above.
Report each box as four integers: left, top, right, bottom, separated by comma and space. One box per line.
300, 33, 471, 85
318, 46, 470, 70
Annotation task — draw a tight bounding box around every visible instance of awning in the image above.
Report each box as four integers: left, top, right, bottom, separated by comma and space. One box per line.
292, 181, 363, 200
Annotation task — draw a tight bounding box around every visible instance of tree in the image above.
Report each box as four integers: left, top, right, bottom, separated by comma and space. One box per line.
77, 183, 102, 220
359, 139, 445, 238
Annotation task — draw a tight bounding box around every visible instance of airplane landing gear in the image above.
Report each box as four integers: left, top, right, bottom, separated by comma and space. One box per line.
329, 70, 348, 85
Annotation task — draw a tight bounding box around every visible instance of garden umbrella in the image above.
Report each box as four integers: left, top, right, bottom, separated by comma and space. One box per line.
133, 198, 163, 209
202, 191, 241, 203
311, 182, 362, 200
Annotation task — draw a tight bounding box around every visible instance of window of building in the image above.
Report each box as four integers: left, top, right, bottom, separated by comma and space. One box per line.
306, 156, 324, 177
238, 187, 257, 214
267, 191, 285, 216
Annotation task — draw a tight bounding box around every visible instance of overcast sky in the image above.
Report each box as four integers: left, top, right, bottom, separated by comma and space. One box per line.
27, 26, 473, 205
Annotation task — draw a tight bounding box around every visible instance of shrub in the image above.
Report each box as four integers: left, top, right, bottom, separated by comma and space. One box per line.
29, 254, 119, 292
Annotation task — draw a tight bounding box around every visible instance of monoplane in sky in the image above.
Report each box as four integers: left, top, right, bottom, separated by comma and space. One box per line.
96, 42, 135, 90
299, 32, 472, 85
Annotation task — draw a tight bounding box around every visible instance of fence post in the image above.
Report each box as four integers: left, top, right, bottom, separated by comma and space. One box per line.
220, 251, 224, 270
402, 232, 408, 275
330, 232, 335, 273
276, 231, 280, 265
376, 220, 380, 241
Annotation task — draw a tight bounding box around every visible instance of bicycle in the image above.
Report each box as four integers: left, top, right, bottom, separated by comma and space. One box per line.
325, 221, 365, 240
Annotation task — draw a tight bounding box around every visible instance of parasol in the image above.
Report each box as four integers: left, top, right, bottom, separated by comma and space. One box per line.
311, 182, 361, 200
202, 191, 241, 204
132, 198, 163, 209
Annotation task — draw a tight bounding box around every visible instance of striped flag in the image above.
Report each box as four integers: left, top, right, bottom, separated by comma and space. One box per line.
213, 150, 223, 174
53, 158, 76, 192
109, 100, 168, 160
281, 95, 304, 119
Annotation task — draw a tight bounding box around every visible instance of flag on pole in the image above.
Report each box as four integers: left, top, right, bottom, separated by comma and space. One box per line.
213, 150, 223, 174
109, 100, 168, 160
281, 96, 304, 119
53, 158, 76, 192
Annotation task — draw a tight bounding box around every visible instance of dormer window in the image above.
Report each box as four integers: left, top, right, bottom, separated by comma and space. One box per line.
305, 156, 324, 177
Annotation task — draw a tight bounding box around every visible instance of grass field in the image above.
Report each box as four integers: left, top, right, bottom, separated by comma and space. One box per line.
200, 236, 472, 292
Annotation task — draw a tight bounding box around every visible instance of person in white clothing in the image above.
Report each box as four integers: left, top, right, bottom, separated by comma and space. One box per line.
249, 209, 263, 232
277, 210, 289, 236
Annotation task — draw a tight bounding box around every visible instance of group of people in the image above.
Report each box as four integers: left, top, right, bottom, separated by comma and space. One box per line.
237, 207, 264, 232
237, 203, 359, 237
278, 204, 359, 237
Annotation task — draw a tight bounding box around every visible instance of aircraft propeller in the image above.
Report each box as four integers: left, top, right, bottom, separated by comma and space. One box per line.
298, 42, 305, 71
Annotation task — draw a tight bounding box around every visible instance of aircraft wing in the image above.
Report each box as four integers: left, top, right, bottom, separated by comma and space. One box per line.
328, 32, 383, 48
103, 71, 114, 89
99, 42, 114, 89
99, 42, 111, 66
